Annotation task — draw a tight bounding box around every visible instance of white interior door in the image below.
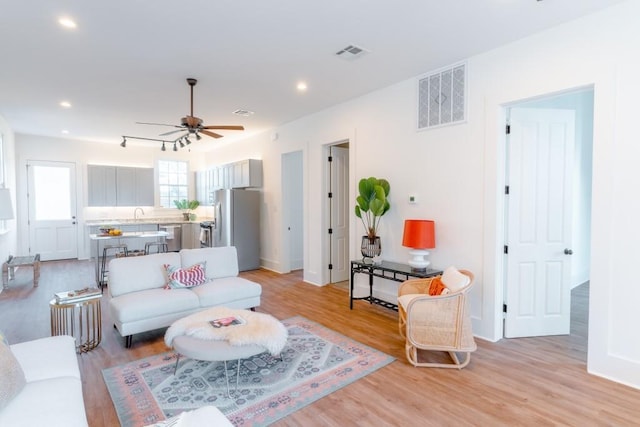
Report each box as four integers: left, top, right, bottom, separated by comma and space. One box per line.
329, 145, 349, 283
505, 108, 575, 338
27, 161, 78, 261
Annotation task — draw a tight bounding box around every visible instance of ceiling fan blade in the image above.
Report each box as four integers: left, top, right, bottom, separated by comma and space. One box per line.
200, 130, 224, 139
136, 121, 180, 128
202, 125, 245, 131
159, 128, 185, 136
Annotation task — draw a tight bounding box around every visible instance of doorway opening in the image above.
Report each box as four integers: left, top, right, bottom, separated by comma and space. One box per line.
502, 87, 593, 350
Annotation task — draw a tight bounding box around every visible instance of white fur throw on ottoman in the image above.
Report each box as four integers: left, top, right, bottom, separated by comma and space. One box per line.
164, 307, 287, 356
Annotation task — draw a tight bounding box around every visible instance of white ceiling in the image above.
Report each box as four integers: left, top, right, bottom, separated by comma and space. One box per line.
0, 0, 626, 150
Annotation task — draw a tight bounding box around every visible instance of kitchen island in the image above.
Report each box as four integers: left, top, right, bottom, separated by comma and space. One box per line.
89, 231, 169, 288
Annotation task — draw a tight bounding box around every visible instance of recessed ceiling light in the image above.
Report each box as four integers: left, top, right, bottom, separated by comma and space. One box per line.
297, 82, 308, 92
61, 130, 69, 134
59, 101, 72, 108
58, 17, 77, 29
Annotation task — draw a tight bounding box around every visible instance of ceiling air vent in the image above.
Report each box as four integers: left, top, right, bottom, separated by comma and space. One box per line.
417, 62, 466, 130
335, 44, 369, 60
233, 109, 254, 117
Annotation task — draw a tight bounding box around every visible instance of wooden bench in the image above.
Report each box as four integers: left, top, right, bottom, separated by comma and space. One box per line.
2, 254, 41, 289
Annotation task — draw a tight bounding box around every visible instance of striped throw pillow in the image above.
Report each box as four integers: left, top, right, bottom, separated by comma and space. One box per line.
164, 262, 208, 289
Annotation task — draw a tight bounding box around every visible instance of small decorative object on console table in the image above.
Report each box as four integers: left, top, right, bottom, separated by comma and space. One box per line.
402, 219, 435, 271
355, 177, 390, 261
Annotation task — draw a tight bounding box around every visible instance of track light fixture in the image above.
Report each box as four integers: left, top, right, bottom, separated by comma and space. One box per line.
120, 133, 199, 151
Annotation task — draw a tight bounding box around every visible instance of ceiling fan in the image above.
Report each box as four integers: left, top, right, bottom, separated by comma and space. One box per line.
137, 78, 244, 140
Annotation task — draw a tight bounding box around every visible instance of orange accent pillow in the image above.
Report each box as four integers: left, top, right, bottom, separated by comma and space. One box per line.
428, 277, 447, 296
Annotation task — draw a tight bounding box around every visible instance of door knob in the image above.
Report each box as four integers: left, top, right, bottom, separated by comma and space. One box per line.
564, 248, 573, 255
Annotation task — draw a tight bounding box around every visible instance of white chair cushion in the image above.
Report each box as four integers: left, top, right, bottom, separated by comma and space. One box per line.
441, 266, 470, 292
397, 294, 423, 310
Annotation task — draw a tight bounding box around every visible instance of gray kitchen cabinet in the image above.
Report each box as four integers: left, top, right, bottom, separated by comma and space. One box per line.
88, 165, 153, 207
231, 159, 262, 188
181, 222, 202, 249
195, 171, 207, 206
87, 165, 117, 206
116, 167, 154, 206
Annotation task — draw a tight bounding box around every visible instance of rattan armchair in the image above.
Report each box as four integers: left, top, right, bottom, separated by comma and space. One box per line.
398, 269, 475, 368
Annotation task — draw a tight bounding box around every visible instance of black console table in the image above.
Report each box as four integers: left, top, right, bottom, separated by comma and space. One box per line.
350, 260, 442, 311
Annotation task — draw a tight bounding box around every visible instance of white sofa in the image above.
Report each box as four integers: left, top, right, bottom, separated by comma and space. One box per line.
0, 335, 88, 427
109, 246, 262, 347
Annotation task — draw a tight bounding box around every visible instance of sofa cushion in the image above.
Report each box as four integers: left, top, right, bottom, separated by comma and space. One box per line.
189, 276, 262, 307
164, 262, 209, 289
110, 288, 200, 323
0, 341, 26, 410
109, 252, 181, 297
0, 377, 88, 427
180, 247, 239, 279
10, 336, 80, 382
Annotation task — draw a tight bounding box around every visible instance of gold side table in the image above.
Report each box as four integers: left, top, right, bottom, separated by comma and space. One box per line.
50, 294, 102, 353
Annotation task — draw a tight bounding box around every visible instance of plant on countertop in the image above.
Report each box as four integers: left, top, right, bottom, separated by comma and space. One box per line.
174, 199, 200, 211
355, 177, 390, 240
174, 199, 200, 220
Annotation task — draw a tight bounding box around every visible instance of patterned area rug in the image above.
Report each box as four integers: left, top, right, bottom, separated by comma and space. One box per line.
102, 316, 395, 427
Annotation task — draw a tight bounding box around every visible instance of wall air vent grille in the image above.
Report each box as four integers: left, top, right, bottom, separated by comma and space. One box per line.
335, 44, 369, 60
417, 62, 466, 130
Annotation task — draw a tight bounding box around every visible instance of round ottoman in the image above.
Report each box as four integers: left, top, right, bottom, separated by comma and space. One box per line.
172, 335, 265, 397
165, 307, 288, 397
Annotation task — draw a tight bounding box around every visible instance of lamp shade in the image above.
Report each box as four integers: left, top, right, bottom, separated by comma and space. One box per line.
0, 188, 15, 220
402, 219, 435, 249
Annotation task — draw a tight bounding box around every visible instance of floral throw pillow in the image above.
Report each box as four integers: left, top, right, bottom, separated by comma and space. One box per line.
164, 262, 208, 289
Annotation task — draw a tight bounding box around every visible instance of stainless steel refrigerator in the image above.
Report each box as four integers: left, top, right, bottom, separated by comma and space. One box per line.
211, 189, 260, 271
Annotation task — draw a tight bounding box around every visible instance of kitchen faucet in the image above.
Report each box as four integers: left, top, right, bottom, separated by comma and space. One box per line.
134, 207, 144, 221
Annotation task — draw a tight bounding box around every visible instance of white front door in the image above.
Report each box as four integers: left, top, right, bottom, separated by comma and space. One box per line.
505, 108, 575, 338
329, 145, 349, 283
27, 161, 78, 261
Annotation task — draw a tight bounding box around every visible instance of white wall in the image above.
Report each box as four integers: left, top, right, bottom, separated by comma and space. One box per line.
5, 0, 639, 389
203, 1, 640, 388
0, 115, 17, 265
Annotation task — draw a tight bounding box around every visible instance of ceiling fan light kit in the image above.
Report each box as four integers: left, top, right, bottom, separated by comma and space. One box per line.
122, 77, 245, 151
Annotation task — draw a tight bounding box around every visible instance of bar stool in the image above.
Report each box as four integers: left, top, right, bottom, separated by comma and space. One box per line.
144, 242, 168, 255
100, 244, 128, 292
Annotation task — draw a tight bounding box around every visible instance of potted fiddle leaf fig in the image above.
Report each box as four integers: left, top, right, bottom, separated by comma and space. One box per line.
355, 177, 390, 258
174, 199, 200, 221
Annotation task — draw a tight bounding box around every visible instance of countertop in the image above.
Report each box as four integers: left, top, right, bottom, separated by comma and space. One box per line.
89, 231, 169, 240
85, 218, 213, 226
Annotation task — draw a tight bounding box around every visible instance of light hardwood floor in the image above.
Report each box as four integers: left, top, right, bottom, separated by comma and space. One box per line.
1, 260, 639, 426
